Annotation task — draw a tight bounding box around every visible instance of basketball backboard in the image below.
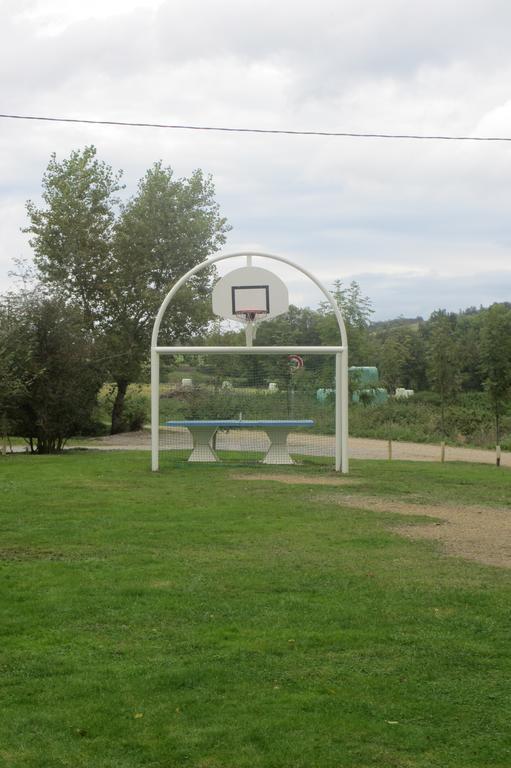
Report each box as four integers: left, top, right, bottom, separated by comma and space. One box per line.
212, 266, 289, 323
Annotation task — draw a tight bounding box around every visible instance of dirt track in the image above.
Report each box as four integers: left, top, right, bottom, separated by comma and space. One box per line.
69, 432, 511, 570
231, 475, 511, 568
79, 430, 510, 467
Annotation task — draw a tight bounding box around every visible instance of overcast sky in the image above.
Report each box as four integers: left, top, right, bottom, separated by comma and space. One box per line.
1, 0, 511, 319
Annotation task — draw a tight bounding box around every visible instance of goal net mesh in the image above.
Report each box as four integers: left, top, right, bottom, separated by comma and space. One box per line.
158, 353, 336, 466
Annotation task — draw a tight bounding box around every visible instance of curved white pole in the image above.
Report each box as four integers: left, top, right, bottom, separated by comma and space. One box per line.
151, 251, 349, 472
151, 251, 348, 348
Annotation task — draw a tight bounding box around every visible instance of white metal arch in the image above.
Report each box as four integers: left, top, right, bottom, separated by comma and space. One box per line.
151, 251, 349, 472
152, 251, 348, 347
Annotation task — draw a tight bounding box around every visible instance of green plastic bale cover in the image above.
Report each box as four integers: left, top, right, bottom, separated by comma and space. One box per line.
348, 366, 379, 387
352, 387, 388, 405
316, 387, 334, 402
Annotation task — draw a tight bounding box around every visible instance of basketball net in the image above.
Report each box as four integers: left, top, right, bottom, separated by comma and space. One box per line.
234, 309, 268, 346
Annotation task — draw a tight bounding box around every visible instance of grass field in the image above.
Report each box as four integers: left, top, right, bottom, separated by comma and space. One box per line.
1, 453, 510, 767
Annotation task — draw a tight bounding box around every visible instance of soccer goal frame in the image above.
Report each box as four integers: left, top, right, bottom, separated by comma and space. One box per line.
151, 252, 349, 472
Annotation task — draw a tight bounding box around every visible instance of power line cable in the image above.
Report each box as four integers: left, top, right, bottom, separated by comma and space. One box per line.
1, 112, 511, 142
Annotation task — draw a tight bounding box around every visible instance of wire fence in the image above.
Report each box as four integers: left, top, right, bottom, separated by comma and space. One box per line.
158, 354, 336, 465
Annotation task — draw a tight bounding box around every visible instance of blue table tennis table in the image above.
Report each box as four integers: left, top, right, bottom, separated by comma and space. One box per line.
164, 419, 314, 464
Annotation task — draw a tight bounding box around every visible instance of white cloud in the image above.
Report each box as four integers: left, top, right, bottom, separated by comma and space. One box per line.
1, 0, 511, 319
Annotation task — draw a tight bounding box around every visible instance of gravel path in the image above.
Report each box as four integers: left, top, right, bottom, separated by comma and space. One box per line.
77, 430, 510, 467
322, 493, 511, 568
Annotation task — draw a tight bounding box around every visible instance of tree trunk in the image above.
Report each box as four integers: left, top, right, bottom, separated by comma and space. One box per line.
111, 379, 129, 434
36, 437, 60, 454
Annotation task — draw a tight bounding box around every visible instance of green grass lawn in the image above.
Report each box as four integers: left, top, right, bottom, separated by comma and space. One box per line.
1, 453, 510, 768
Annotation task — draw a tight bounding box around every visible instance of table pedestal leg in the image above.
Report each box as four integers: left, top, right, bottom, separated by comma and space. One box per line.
262, 428, 294, 465
188, 428, 219, 462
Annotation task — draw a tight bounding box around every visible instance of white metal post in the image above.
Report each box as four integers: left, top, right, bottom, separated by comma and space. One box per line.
151, 349, 160, 471
335, 353, 342, 472
245, 254, 254, 346
341, 349, 349, 473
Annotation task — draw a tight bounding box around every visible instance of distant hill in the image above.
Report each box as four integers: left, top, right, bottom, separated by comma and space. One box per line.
369, 316, 424, 333
370, 302, 511, 331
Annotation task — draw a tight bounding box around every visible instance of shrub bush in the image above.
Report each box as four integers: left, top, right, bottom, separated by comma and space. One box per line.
122, 390, 148, 431
97, 386, 149, 432
348, 392, 510, 447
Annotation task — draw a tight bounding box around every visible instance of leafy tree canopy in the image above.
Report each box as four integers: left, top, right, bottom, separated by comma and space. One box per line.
25, 147, 230, 432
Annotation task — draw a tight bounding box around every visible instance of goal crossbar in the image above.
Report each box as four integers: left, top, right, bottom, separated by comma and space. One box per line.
154, 345, 345, 355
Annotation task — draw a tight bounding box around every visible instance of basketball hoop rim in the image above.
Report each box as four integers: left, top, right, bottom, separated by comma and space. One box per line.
234, 309, 268, 321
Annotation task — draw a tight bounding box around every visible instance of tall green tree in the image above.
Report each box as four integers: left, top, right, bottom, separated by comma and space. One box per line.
480, 303, 511, 464
2, 291, 102, 453
106, 161, 229, 431
425, 310, 462, 437
455, 309, 486, 391
25, 147, 230, 433
316, 280, 374, 364
378, 327, 415, 393
25, 146, 123, 326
